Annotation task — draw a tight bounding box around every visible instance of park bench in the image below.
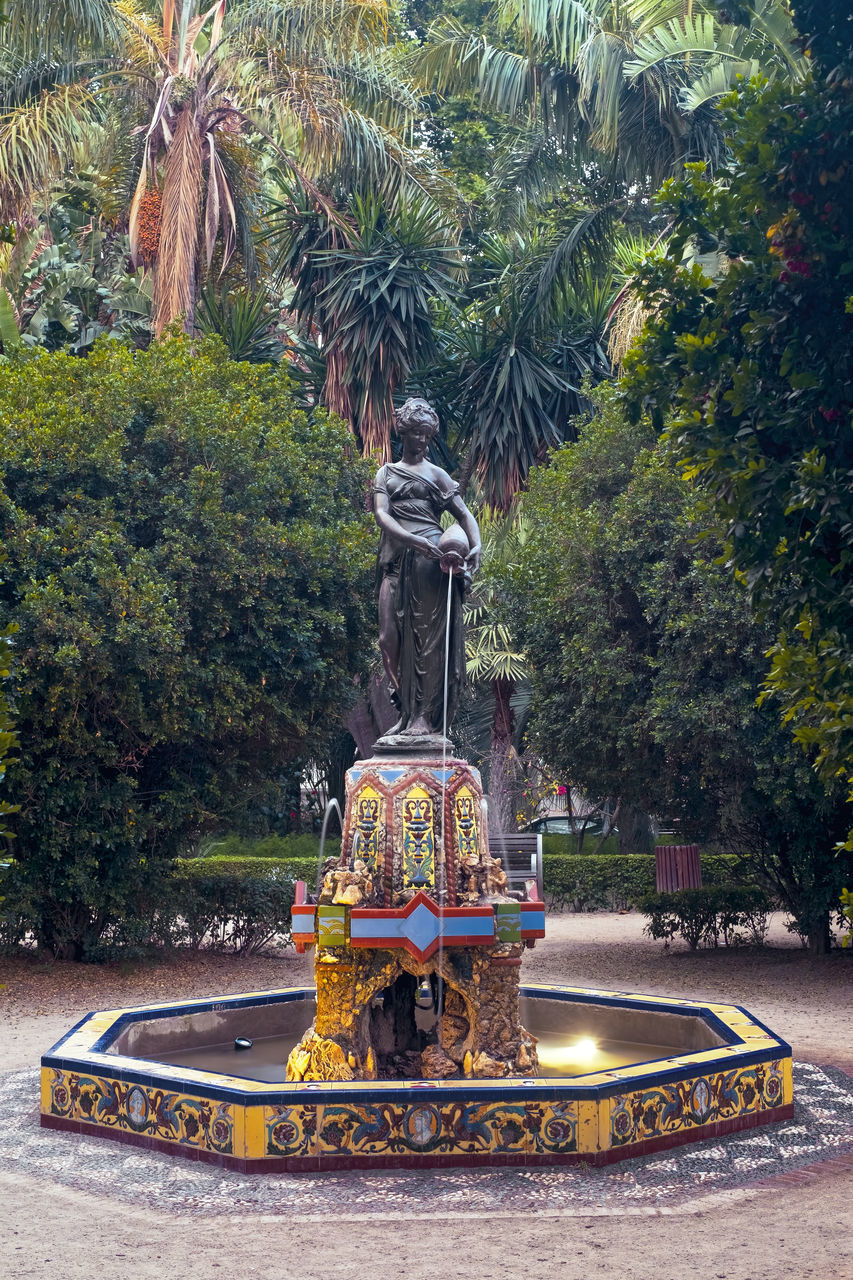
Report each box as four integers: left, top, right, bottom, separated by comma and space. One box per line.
654, 843, 702, 892
490, 831, 544, 902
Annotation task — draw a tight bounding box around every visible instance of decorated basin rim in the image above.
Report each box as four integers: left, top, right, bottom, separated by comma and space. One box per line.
41, 983, 793, 1172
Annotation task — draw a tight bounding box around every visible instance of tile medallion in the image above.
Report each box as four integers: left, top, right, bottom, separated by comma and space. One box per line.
609, 1060, 788, 1147
48, 1068, 234, 1155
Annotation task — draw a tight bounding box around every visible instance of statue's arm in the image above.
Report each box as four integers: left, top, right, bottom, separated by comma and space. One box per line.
374, 487, 442, 559
447, 493, 482, 575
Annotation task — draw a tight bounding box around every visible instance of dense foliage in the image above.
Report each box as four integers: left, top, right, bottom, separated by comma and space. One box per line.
623, 69, 853, 802
0, 582, 17, 839
512, 388, 851, 948
0, 335, 373, 957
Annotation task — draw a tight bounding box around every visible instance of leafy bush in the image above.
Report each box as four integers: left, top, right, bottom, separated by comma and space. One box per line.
840, 888, 852, 950
640, 886, 772, 951
0, 335, 373, 959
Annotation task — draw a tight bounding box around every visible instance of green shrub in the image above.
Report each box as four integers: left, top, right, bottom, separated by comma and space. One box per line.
841, 889, 852, 949
0, 335, 373, 959
639, 885, 772, 951
542, 833, 620, 858
170, 858, 298, 954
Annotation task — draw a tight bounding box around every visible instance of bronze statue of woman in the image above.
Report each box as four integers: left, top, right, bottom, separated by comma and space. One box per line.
373, 398, 481, 743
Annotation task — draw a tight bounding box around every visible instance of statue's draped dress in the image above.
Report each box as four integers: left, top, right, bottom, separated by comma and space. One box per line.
374, 463, 466, 735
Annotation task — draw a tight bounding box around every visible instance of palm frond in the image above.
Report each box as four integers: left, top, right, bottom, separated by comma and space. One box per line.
415, 21, 536, 117
534, 200, 620, 305
5, 0, 123, 59
197, 283, 284, 362
0, 85, 101, 219
487, 125, 565, 227
623, 14, 733, 81
680, 58, 757, 112
112, 0, 172, 72
153, 104, 202, 335
497, 0, 593, 67
233, 0, 390, 64
466, 625, 528, 683
575, 29, 630, 149
0, 58, 82, 110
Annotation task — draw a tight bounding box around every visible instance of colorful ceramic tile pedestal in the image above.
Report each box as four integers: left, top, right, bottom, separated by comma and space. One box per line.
287, 753, 545, 1084
41, 984, 793, 1171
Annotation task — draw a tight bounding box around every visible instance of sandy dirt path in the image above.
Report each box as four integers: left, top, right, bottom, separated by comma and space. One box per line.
2, 913, 852, 1280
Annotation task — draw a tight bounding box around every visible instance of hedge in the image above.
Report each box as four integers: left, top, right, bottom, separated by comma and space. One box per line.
542, 853, 760, 912
200, 834, 342, 862
165, 858, 302, 954
0, 846, 773, 958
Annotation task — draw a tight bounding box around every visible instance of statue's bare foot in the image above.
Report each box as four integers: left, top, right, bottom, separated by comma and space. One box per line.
402, 714, 433, 736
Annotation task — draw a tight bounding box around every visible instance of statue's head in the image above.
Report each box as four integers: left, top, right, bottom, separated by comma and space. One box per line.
394, 397, 440, 441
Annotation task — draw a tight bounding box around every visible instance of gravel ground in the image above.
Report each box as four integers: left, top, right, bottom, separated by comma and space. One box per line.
2, 911, 852, 1280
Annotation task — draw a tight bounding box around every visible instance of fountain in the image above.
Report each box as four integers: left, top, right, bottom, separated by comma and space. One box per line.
40, 398, 793, 1170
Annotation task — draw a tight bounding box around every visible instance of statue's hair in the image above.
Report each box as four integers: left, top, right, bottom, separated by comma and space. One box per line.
394, 397, 440, 439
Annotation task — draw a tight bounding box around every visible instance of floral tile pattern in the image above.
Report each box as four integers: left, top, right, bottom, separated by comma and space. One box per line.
4, 1062, 851, 1218
47, 1068, 234, 1155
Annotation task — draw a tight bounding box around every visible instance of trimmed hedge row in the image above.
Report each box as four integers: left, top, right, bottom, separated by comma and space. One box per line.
199, 834, 342, 862
177, 851, 759, 919
639, 886, 773, 950
1, 846, 770, 958
164, 858, 302, 954
541, 853, 758, 912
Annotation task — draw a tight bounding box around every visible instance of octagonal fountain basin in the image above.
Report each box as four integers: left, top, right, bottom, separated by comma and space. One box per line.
41, 984, 792, 1172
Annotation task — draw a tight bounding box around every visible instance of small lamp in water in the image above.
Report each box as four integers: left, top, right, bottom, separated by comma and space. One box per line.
234, 1037, 253, 1051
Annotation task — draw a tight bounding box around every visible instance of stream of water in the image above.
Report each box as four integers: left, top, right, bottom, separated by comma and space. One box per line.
315, 797, 343, 894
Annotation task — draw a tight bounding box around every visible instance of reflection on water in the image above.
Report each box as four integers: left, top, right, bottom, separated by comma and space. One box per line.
535, 1032, 679, 1075
152, 1030, 682, 1083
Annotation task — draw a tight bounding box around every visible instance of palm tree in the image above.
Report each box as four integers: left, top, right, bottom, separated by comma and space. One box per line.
464, 506, 531, 831
0, 0, 115, 221
267, 184, 462, 459
1, 0, 432, 337
418, 0, 806, 191
430, 229, 610, 510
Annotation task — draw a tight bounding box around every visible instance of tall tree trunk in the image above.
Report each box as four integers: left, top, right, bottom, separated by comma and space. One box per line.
488, 675, 517, 834
807, 912, 832, 955
154, 105, 202, 336
617, 802, 653, 855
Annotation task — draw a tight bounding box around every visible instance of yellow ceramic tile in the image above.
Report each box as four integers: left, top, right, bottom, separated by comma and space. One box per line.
243, 1103, 266, 1160
39, 1067, 53, 1112
576, 1098, 599, 1154
598, 1096, 612, 1153
782, 1056, 794, 1104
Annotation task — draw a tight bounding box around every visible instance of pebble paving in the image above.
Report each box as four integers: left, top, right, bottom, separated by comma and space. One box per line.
1, 1062, 851, 1218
